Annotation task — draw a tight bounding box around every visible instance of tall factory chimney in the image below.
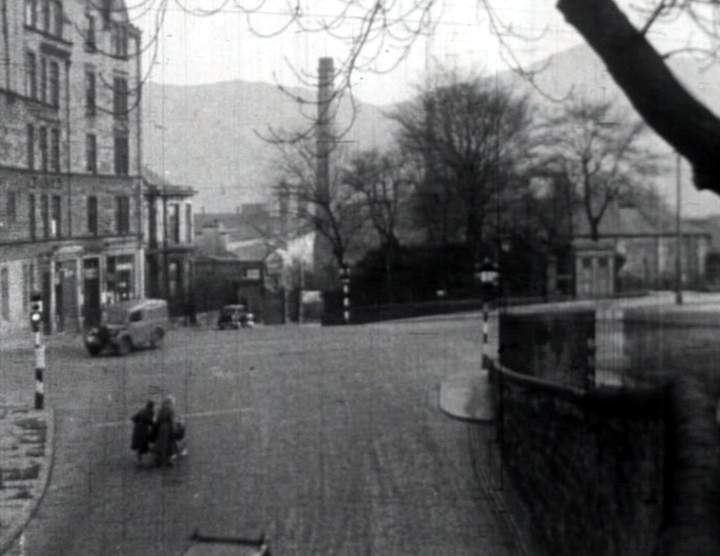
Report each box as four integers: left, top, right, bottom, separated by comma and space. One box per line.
312, 57, 336, 290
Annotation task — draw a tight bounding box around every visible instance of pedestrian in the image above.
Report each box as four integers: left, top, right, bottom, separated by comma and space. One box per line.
130, 400, 155, 465
154, 395, 177, 467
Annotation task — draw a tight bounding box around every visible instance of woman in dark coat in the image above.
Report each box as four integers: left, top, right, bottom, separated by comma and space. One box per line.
154, 395, 176, 467
131, 400, 155, 464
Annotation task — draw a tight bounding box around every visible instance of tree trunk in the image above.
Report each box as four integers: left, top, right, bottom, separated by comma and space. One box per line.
557, 0, 720, 195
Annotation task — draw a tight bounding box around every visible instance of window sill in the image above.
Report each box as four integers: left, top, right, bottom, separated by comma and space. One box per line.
24, 25, 72, 46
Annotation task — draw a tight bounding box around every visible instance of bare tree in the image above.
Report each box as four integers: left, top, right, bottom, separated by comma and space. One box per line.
91, 1, 720, 197
555, 0, 720, 195
540, 100, 656, 241
391, 72, 535, 258
343, 148, 415, 299
273, 138, 369, 281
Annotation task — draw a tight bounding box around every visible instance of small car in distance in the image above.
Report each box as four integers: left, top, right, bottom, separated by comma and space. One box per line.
217, 304, 254, 330
85, 298, 169, 356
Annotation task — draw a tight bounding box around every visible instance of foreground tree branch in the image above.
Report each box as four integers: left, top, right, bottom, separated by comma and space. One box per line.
557, 0, 720, 194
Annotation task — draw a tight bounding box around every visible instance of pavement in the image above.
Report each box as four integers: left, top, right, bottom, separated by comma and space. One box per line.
438, 369, 495, 422
0, 405, 54, 555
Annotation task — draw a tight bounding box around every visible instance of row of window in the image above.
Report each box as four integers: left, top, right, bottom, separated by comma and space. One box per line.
85, 12, 129, 58
24, 53, 130, 125
5, 192, 131, 238
25, 124, 129, 176
84, 69, 129, 120
25, 0, 64, 39
26, 124, 61, 173
150, 203, 193, 245
25, 51, 60, 107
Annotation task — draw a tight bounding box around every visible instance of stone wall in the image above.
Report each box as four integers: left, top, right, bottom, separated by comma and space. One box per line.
489, 364, 665, 556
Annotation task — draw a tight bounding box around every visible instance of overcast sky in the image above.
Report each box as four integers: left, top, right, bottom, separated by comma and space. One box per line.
131, 1, 586, 106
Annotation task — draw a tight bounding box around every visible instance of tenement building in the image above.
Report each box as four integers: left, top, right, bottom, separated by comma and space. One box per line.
0, 0, 143, 334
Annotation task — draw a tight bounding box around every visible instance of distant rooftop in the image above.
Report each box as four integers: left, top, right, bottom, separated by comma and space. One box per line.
573, 202, 709, 238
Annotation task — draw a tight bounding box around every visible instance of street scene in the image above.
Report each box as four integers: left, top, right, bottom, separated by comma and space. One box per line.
2, 317, 515, 556
3, 0, 720, 555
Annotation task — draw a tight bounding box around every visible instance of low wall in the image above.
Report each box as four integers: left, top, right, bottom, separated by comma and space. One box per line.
490, 363, 665, 556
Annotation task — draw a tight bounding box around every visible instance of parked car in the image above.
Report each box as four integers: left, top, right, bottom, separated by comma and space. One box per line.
217, 304, 254, 329
85, 298, 169, 356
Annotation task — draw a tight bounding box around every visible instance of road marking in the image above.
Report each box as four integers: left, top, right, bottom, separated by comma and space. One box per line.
93, 407, 253, 429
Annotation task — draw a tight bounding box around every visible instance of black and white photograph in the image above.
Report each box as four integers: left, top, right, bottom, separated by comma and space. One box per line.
1, 1, 720, 554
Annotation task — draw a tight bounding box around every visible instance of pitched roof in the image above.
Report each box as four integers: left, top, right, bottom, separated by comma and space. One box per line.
573, 202, 709, 238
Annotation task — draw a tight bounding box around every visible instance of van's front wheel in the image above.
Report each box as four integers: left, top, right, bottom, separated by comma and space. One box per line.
150, 328, 164, 349
116, 337, 132, 356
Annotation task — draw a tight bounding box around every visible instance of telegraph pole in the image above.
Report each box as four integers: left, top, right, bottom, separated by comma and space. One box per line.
675, 152, 683, 305
30, 291, 45, 409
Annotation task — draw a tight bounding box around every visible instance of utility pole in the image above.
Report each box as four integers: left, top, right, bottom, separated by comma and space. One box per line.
675, 152, 683, 305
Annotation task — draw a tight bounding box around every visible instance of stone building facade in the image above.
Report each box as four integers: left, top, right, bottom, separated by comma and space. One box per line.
143, 170, 196, 317
0, 0, 143, 333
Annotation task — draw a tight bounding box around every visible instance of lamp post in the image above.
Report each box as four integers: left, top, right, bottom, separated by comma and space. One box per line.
339, 263, 351, 324
475, 258, 499, 370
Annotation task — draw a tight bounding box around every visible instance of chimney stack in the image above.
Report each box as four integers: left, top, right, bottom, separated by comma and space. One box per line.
317, 57, 334, 204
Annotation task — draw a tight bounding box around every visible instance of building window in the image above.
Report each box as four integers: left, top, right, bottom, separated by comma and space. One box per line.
25, 0, 37, 27
0, 267, 9, 321
27, 124, 35, 170
40, 57, 47, 103
86, 134, 97, 173
114, 133, 129, 175
41, 0, 50, 33
49, 61, 59, 107
50, 128, 60, 173
185, 203, 192, 243
6, 192, 16, 224
41, 194, 49, 238
111, 23, 128, 58
85, 13, 96, 50
115, 196, 130, 235
113, 76, 128, 118
39, 126, 48, 172
87, 196, 98, 235
53, 1, 63, 37
51, 195, 61, 238
168, 204, 180, 244
28, 194, 36, 240
85, 70, 95, 116
25, 51, 36, 99
22, 263, 32, 313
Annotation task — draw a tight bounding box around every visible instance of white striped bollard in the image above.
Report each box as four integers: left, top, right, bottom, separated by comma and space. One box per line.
30, 292, 45, 410
34, 330, 46, 410
339, 264, 351, 325
481, 300, 489, 370
342, 283, 350, 324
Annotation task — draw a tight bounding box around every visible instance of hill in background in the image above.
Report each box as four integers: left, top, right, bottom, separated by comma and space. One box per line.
142, 44, 720, 218
142, 81, 396, 213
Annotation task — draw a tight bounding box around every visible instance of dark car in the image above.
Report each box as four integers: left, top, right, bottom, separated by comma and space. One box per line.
217, 304, 254, 330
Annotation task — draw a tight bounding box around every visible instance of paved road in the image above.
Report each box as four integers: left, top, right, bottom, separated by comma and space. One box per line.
2, 319, 514, 555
